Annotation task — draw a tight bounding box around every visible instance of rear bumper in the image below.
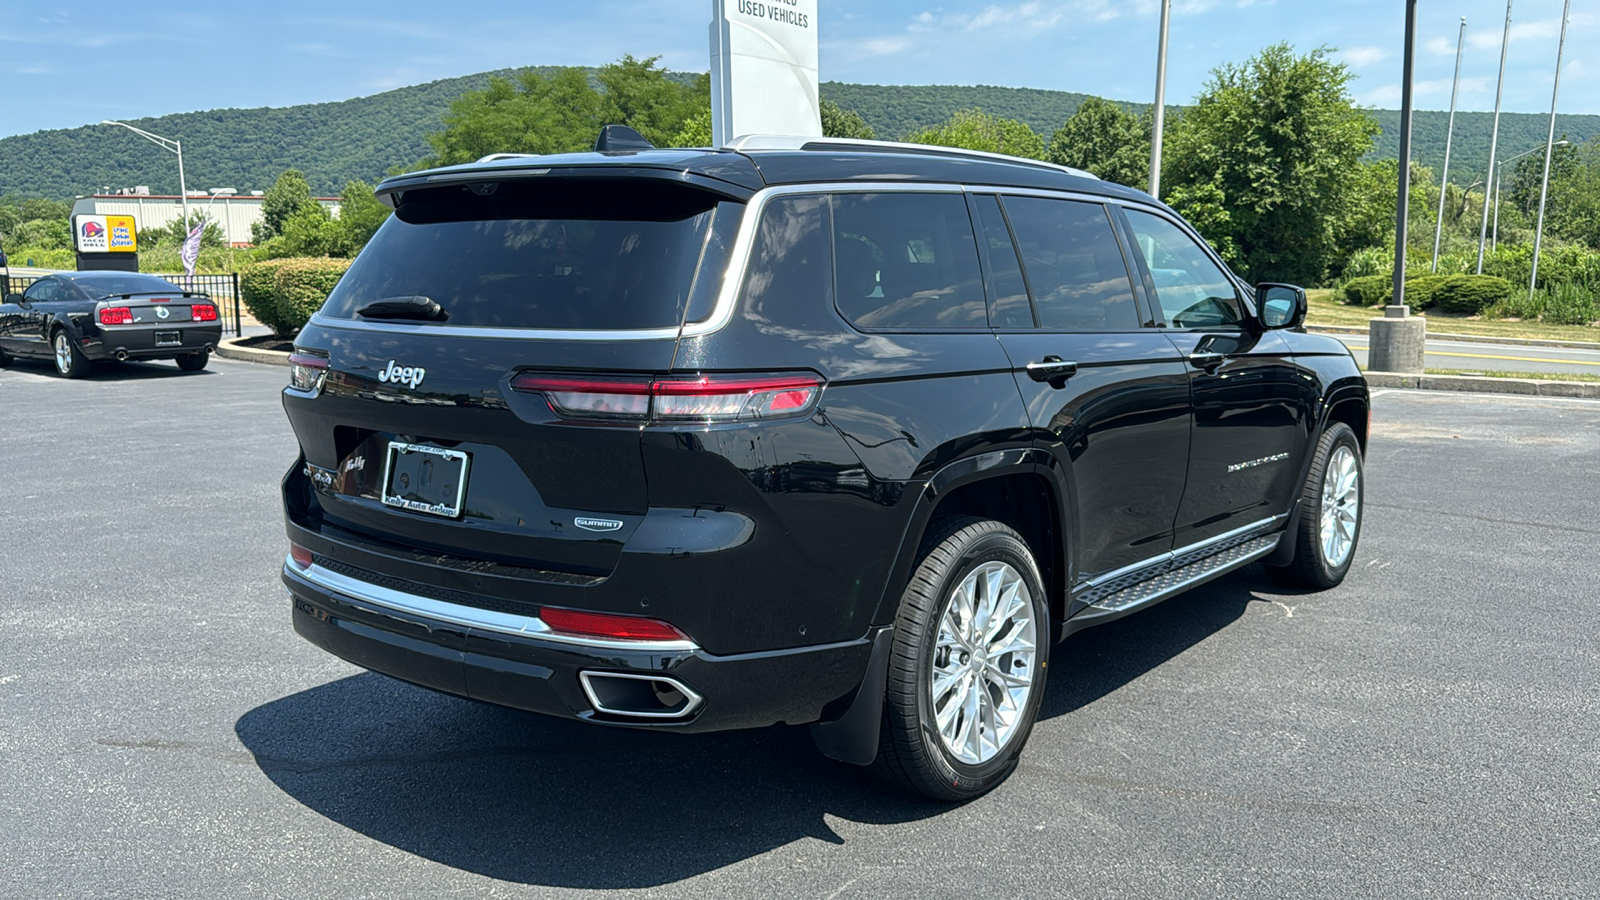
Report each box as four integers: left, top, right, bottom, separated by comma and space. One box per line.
282, 560, 880, 733
86, 324, 221, 360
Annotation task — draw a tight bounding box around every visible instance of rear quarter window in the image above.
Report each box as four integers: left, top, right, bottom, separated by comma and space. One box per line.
831, 192, 987, 330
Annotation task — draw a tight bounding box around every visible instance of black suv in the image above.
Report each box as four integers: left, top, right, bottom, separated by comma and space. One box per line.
280, 135, 1367, 800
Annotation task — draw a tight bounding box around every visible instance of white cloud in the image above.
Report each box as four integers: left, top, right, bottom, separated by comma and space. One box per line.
1467, 17, 1564, 50
1340, 46, 1387, 68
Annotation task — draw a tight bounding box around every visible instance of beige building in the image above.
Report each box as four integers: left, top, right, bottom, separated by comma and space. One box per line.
69, 192, 341, 247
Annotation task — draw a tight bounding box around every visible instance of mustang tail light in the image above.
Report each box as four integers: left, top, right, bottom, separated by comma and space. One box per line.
99, 307, 133, 325
191, 303, 219, 322
539, 607, 689, 642
511, 372, 823, 423
288, 352, 329, 395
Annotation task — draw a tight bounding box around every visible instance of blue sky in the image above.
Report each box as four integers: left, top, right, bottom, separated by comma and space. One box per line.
0, 0, 1591, 139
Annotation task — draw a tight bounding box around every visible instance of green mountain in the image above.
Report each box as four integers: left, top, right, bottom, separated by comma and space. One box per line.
3, 69, 1596, 200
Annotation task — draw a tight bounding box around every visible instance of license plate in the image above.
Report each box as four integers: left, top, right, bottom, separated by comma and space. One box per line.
154, 331, 182, 346
381, 442, 470, 518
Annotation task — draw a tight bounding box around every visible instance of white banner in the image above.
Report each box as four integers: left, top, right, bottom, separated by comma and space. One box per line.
709, 0, 821, 147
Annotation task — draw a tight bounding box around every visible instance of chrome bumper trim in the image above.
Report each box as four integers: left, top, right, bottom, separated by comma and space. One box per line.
286, 558, 701, 653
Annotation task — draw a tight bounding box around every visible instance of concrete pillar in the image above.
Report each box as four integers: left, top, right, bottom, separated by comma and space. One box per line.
1369, 307, 1426, 373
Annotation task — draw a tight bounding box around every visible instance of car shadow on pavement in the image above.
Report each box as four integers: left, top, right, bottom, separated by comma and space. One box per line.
3, 358, 215, 380
234, 565, 1282, 888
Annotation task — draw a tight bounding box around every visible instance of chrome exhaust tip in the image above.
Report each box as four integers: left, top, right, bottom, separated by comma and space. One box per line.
113, 349, 128, 361
578, 671, 703, 719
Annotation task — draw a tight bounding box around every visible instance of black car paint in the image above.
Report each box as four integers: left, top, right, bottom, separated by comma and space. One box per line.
281, 145, 1367, 740
0, 272, 221, 364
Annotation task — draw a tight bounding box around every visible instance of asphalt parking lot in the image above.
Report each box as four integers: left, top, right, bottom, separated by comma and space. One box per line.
3, 355, 1597, 899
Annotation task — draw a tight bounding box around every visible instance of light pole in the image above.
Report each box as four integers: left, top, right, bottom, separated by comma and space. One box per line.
1531, 0, 1573, 301
1431, 17, 1466, 273
1371, 0, 1426, 375
1148, 0, 1172, 199
101, 120, 188, 232
1476, 0, 1514, 274
1493, 141, 1566, 249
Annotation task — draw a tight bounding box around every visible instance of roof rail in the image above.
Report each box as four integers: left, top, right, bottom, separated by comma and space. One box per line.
723, 135, 1099, 180
475, 152, 540, 163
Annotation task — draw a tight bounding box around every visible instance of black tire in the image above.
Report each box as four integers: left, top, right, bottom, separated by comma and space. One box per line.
1267, 422, 1363, 589
871, 516, 1050, 801
176, 351, 210, 372
0, 345, 11, 367
51, 329, 89, 379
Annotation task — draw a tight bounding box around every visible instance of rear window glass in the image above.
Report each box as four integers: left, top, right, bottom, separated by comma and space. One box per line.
320, 180, 733, 330
71, 273, 183, 297
831, 192, 986, 330
1001, 196, 1140, 331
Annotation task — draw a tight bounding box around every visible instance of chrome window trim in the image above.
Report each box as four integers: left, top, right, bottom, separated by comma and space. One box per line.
1082, 513, 1287, 590
307, 181, 968, 343
288, 558, 702, 652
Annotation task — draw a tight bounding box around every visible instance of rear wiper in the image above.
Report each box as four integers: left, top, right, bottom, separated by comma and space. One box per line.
355, 296, 449, 322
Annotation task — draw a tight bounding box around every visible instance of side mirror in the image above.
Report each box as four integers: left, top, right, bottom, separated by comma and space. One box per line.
3, 294, 24, 306
1257, 283, 1307, 330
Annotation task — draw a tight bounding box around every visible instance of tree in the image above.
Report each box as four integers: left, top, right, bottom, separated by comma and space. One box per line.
1047, 98, 1150, 188
259, 203, 342, 259
336, 179, 391, 254
904, 109, 1045, 161
255, 169, 315, 243
596, 58, 706, 147
1163, 43, 1380, 284
820, 99, 875, 140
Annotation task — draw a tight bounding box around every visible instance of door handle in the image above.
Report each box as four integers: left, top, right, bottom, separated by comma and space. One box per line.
1025, 357, 1078, 385
1189, 351, 1226, 371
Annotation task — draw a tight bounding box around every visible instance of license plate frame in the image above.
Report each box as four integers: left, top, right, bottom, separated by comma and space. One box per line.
380, 441, 470, 519
154, 331, 182, 347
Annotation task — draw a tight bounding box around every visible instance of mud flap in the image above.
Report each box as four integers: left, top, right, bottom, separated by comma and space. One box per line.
809, 625, 894, 766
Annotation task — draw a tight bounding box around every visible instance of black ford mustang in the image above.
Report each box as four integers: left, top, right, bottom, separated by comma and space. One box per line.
0, 271, 222, 377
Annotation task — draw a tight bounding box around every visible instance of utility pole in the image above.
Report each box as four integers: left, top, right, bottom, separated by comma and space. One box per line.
1431, 17, 1465, 273
1370, 0, 1426, 375
1148, 0, 1172, 199
1530, 0, 1572, 300
1476, 0, 1513, 274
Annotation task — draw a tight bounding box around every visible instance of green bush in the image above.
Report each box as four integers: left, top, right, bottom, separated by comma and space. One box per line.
1430, 275, 1513, 314
1542, 282, 1599, 326
1339, 274, 1392, 306
240, 257, 351, 337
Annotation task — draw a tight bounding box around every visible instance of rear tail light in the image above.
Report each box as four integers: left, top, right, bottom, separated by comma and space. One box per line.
511, 372, 822, 423
99, 307, 133, 325
288, 352, 329, 395
191, 303, 218, 322
288, 543, 314, 569
539, 607, 689, 642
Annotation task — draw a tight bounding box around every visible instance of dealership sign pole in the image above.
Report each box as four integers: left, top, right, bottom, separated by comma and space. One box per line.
710, 0, 821, 147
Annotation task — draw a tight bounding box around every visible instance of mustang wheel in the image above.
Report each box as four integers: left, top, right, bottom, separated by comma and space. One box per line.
872, 516, 1049, 801
1268, 421, 1363, 588
53, 330, 88, 379
176, 351, 209, 372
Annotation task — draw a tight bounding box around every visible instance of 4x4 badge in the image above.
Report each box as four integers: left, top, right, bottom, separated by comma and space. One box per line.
574, 517, 623, 532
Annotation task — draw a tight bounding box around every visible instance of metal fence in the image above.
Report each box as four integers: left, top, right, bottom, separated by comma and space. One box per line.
3, 272, 243, 338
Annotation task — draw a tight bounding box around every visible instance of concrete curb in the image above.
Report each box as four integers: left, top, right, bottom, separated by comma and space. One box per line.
215, 336, 291, 367
1309, 322, 1600, 351
1364, 370, 1600, 398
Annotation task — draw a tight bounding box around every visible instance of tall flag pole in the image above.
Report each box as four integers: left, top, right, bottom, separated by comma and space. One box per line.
1391, 0, 1419, 315
1431, 18, 1466, 273
1148, 0, 1172, 199
1476, 0, 1514, 274
1529, 0, 1572, 301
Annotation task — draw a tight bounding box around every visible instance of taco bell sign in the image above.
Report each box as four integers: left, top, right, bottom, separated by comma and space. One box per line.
709, 0, 820, 147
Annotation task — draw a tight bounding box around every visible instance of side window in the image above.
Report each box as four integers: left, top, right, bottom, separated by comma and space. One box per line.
971, 195, 1032, 328
1000, 196, 1141, 330
23, 279, 57, 302
831, 192, 987, 330
742, 194, 831, 323
1123, 209, 1243, 328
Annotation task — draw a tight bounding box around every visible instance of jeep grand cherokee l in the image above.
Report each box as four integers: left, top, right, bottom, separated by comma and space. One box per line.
279, 134, 1368, 800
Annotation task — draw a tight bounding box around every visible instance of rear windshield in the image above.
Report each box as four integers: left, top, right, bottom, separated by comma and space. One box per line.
73, 273, 185, 297
319, 179, 737, 330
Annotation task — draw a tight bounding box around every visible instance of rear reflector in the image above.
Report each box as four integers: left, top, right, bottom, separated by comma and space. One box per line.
288, 353, 329, 394
288, 543, 314, 569
511, 372, 822, 423
539, 607, 689, 642
192, 303, 219, 322
99, 307, 133, 325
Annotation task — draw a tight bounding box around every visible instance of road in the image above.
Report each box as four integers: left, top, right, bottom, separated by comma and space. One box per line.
2, 357, 1599, 898
1331, 331, 1600, 377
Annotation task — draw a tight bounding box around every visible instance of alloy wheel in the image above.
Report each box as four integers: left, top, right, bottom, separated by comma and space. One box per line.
53, 333, 72, 375
929, 560, 1038, 765
1319, 445, 1360, 568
